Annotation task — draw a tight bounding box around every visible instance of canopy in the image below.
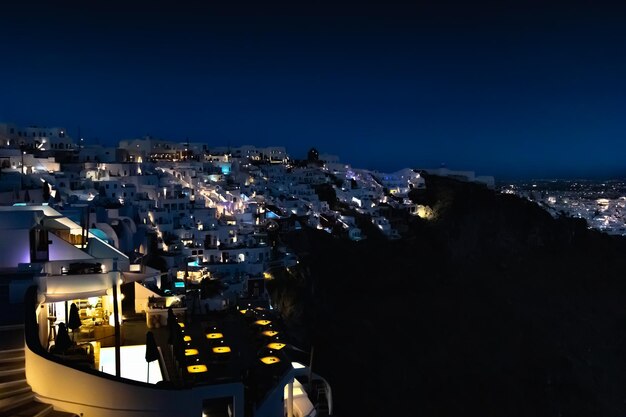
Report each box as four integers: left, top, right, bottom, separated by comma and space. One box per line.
38, 267, 161, 302
38, 273, 114, 302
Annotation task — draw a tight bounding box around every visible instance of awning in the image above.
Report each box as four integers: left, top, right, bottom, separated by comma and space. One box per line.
38, 272, 115, 303
37, 267, 162, 303
43, 289, 108, 303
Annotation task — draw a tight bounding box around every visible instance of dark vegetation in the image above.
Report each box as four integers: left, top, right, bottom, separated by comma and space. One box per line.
269, 174, 626, 417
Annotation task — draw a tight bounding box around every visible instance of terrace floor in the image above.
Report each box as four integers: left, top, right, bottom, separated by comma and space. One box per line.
112, 301, 303, 395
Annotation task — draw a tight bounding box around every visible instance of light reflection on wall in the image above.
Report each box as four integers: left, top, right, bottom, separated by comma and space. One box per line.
0, 229, 30, 267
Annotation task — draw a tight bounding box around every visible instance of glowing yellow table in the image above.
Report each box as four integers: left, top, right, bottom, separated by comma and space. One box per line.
212, 346, 231, 354
187, 364, 207, 373
206, 332, 223, 339
185, 348, 199, 356
267, 342, 285, 350
260, 356, 280, 364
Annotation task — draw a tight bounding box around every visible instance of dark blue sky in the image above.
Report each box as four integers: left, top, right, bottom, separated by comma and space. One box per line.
1, 1, 625, 180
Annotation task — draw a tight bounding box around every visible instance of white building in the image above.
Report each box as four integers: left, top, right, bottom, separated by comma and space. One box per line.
0, 122, 74, 151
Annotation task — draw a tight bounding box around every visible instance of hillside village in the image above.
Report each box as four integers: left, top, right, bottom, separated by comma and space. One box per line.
5, 122, 626, 417
0, 121, 494, 304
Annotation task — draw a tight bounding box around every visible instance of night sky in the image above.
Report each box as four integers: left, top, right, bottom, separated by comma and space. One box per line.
1, 1, 625, 180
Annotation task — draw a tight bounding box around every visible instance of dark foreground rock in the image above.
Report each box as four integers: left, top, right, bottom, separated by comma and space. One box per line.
270, 174, 626, 417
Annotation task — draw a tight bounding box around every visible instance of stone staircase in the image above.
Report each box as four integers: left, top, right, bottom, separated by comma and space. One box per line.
0, 324, 77, 417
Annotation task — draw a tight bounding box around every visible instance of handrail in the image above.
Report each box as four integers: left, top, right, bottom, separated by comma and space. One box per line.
311, 374, 333, 416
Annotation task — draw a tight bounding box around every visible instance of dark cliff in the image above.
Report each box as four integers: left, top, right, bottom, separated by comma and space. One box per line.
269, 174, 626, 417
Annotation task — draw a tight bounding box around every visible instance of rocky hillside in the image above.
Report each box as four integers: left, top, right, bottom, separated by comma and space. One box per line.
270, 174, 626, 417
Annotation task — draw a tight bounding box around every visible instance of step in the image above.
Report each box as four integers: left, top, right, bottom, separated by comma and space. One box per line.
0, 381, 31, 400
0, 340, 25, 353
0, 400, 52, 417
0, 349, 25, 364
0, 326, 25, 351
0, 360, 25, 377
0, 303, 25, 327
0, 391, 35, 414
0, 324, 24, 331
0, 373, 27, 390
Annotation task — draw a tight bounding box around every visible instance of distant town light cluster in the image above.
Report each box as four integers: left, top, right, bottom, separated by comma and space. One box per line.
501, 179, 626, 236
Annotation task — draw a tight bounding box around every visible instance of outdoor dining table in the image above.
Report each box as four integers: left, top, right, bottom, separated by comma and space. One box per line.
187, 363, 207, 373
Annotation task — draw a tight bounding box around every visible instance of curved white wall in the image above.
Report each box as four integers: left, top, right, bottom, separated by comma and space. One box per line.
25, 347, 244, 417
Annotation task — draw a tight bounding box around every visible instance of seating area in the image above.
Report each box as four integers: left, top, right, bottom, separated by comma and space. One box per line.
50, 341, 97, 369
45, 299, 125, 372
43, 296, 303, 407
31, 291, 329, 417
